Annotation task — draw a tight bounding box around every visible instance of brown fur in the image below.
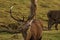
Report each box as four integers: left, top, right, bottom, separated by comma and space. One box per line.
25, 19, 42, 40
47, 10, 60, 30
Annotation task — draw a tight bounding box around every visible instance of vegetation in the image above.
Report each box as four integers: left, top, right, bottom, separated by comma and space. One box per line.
0, 30, 60, 40
0, 0, 60, 40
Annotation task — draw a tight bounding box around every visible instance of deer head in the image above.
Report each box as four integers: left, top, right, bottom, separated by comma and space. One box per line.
9, 5, 36, 39
9, 1, 43, 40
9, 0, 37, 32
9, 5, 35, 32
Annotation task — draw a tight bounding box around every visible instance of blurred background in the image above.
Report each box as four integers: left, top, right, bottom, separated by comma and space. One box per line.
0, 0, 60, 40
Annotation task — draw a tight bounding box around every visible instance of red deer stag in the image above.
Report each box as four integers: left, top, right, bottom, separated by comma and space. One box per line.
47, 10, 60, 30
9, 0, 43, 40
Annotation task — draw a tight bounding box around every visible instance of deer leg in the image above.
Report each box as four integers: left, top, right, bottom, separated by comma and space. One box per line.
55, 23, 58, 30
48, 19, 54, 30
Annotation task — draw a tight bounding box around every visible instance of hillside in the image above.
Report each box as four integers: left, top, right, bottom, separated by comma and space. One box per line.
0, 0, 60, 40
0, 0, 60, 23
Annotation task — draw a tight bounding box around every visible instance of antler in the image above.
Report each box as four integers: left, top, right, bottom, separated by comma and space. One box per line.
9, 0, 37, 22
9, 6, 25, 22
27, 0, 37, 21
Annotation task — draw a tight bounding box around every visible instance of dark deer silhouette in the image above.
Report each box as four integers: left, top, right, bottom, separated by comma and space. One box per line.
47, 10, 60, 30
9, 0, 43, 40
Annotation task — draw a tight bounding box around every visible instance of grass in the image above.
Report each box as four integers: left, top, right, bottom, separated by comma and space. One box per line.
0, 30, 60, 40
0, 0, 60, 40
0, 0, 60, 23
42, 30, 60, 40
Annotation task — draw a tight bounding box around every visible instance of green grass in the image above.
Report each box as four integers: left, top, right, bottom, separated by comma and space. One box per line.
0, 0, 60, 23
42, 30, 60, 40
0, 30, 60, 40
0, 0, 60, 40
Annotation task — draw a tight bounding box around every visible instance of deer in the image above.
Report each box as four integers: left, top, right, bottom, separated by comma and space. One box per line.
9, 0, 43, 40
47, 10, 60, 30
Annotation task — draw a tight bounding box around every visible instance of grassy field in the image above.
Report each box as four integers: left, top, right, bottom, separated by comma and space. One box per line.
0, 0, 60, 40
42, 30, 60, 40
0, 30, 60, 40
0, 0, 60, 23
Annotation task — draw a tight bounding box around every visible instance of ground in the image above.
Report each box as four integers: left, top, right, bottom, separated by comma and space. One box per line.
0, 0, 60, 40
0, 30, 60, 40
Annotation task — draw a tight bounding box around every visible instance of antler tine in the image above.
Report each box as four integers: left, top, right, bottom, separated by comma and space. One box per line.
10, 6, 25, 22
10, 6, 14, 10
27, 0, 37, 21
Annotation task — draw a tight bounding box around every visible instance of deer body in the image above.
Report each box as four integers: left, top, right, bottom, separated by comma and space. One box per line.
9, 0, 42, 40
25, 19, 42, 40
47, 10, 60, 30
